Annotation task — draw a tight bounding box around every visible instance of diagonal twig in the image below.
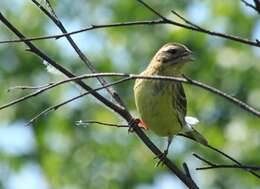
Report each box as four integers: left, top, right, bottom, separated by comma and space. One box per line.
31, 0, 125, 108
183, 163, 193, 179
194, 153, 260, 171
241, 0, 260, 14
137, 0, 260, 47
0, 12, 122, 113
178, 133, 260, 179
26, 77, 131, 125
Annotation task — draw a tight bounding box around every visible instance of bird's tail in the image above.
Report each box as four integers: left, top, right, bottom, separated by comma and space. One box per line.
184, 128, 208, 146
183, 116, 208, 146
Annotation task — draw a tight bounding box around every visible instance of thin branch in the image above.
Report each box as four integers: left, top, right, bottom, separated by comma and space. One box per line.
183, 163, 192, 179
0, 73, 122, 110
137, 0, 260, 47
177, 134, 260, 179
198, 165, 260, 171
254, 0, 260, 12
31, 0, 126, 108
7, 83, 54, 92
1, 73, 260, 119
0, 19, 165, 44
193, 153, 216, 166
194, 153, 260, 171
1, 1, 259, 47
0, 12, 122, 113
206, 147, 260, 179
241, 0, 257, 10
241, 0, 260, 14
26, 77, 131, 125
75, 120, 129, 128
171, 10, 203, 30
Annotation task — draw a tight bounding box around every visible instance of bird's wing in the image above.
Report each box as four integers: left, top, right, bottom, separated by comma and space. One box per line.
172, 83, 187, 126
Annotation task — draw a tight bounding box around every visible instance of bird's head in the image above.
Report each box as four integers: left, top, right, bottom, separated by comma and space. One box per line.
155, 43, 193, 64
149, 43, 193, 75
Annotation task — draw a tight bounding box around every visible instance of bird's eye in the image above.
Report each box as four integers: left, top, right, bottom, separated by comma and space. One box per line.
167, 49, 177, 54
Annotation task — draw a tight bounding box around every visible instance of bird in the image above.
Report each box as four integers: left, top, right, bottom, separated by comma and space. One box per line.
133, 43, 207, 165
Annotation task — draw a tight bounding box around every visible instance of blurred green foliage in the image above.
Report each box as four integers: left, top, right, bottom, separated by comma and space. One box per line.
1, 0, 260, 189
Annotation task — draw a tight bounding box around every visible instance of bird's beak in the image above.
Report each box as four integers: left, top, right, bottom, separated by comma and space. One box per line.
181, 51, 195, 62
187, 51, 195, 62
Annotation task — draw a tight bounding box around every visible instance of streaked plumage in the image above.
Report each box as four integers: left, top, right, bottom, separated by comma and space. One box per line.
134, 43, 207, 163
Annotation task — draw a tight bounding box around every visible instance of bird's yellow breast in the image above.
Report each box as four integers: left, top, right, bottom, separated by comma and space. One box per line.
134, 79, 182, 136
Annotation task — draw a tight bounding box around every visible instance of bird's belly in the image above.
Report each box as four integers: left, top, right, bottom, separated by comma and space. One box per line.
134, 81, 182, 136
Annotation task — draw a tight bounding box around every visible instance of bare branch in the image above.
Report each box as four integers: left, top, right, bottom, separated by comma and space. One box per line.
1, 1, 259, 48
204, 146, 260, 179
183, 163, 193, 179
178, 134, 260, 179
254, 0, 260, 12
0, 19, 164, 44
137, 0, 260, 47
136, 0, 168, 19
26, 77, 131, 125
0, 12, 122, 113
31, 0, 126, 108
193, 153, 216, 166
7, 83, 54, 92
75, 120, 129, 128
1, 73, 260, 119
241, 0, 260, 14
171, 10, 203, 30
194, 153, 260, 171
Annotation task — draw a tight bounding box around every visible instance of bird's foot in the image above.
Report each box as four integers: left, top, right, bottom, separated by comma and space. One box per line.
154, 150, 168, 167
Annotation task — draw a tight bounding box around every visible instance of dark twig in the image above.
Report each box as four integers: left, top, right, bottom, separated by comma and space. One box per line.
204, 145, 260, 178
241, 0, 260, 14
183, 163, 192, 179
171, 10, 203, 30
26, 77, 131, 125
0, 12, 122, 113
197, 165, 260, 171
75, 120, 128, 128
194, 153, 260, 171
137, 0, 260, 47
7, 83, 54, 92
179, 133, 260, 179
254, 0, 260, 12
193, 153, 216, 167
31, 0, 125, 108
0, 20, 164, 44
